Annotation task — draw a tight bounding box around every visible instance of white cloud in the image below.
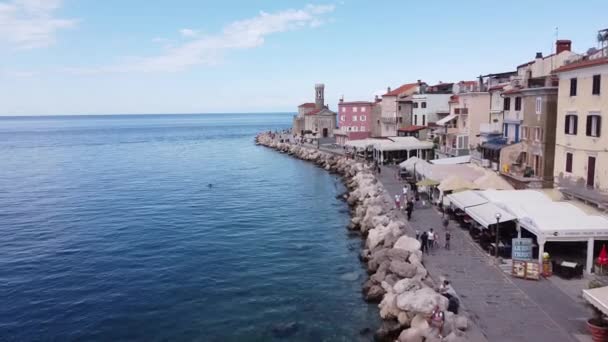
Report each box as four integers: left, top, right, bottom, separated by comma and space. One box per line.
0, 0, 77, 49
68, 4, 335, 74
179, 28, 198, 37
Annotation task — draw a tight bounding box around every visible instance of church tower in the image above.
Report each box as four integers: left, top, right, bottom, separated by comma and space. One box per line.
315, 83, 325, 109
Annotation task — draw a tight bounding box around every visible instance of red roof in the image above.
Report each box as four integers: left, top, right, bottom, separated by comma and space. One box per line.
305, 108, 322, 115
553, 57, 608, 73
488, 84, 506, 91
398, 125, 427, 133
298, 102, 316, 108
502, 88, 521, 95
384, 83, 419, 97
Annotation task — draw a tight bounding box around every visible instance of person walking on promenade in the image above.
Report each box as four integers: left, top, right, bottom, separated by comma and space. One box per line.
402, 184, 408, 199
428, 229, 435, 251
415, 229, 420, 240
406, 200, 413, 220
445, 231, 451, 250
394, 195, 401, 210
420, 230, 429, 254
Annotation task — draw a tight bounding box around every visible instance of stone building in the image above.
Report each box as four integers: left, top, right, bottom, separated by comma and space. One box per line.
292, 84, 337, 138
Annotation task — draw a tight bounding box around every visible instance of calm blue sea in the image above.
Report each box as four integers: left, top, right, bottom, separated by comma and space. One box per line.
0, 114, 378, 341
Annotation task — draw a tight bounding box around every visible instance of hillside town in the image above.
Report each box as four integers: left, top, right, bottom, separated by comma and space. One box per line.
283, 29, 608, 341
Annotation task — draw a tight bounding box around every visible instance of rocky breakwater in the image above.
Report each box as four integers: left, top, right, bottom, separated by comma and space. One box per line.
255, 133, 471, 342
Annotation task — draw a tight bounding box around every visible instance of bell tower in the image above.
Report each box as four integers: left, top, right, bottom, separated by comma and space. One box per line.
315, 83, 325, 109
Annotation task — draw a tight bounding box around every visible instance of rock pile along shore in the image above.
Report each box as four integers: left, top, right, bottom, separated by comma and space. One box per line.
255, 133, 470, 342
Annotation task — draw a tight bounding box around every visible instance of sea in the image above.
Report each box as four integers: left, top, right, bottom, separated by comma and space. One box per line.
0, 113, 379, 341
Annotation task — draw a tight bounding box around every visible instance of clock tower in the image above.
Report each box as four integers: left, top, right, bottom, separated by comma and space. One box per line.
315, 83, 325, 109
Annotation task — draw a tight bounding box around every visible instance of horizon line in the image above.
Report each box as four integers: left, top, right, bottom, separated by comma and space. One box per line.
0, 112, 297, 118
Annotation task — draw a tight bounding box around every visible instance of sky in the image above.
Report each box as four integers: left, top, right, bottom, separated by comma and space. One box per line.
1, 0, 608, 115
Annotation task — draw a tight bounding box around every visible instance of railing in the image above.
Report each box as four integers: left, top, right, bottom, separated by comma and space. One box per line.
480, 123, 501, 134
440, 146, 469, 156
503, 111, 521, 123
381, 116, 397, 124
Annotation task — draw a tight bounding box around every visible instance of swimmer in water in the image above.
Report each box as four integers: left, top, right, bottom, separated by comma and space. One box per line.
208, 183, 213, 188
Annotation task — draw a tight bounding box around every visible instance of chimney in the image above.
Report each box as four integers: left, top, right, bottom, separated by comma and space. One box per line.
387, 86, 391, 93
556, 40, 572, 54
339, 95, 344, 103
535, 52, 543, 59
375, 95, 381, 103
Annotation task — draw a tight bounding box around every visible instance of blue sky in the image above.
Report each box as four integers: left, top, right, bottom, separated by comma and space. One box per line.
1, 0, 608, 115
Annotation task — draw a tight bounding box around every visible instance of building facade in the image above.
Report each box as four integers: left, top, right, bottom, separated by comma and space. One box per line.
292, 84, 337, 139
335, 100, 374, 145
553, 58, 608, 207
379, 82, 420, 137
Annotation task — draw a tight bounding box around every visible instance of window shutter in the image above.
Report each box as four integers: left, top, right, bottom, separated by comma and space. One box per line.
566, 153, 572, 173
565, 115, 570, 134
598, 116, 602, 137
587, 116, 592, 136
573, 116, 578, 135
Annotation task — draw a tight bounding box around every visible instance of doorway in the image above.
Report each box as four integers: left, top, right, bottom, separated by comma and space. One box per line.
322, 128, 328, 138
587, 156, 596, 187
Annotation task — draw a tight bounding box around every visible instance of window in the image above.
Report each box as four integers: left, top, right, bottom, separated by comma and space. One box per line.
341, 107, 346, 112
565, 152, 573, 173
361, 107, 366, 112
414, 115, 418, 125
586, 114, 602, 137
353, 116, 358, 122
535, 97, 542, 115
422, 115, 426, 126
515, 97, 522, 111
398, 105, 401, 111
360, 115, 366, 121
413, 102, 419, 108
353, 107, 358, 112
340, 115, 345, 121
570, 78, 577, 96
593, 75, 601, 95
534, 127, 542, 142
421, 102, 427, 108
353, 126, 358, 132
398, 117, 403, 123
521, 126, 528, 140
460, 108, 468, 115
504, 97, 511, 111
377, 120, 380, 124
565, 114, 578, 135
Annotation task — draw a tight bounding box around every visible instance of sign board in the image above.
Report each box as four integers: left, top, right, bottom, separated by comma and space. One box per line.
511, 260, 540, 281
512, 238, 533, 260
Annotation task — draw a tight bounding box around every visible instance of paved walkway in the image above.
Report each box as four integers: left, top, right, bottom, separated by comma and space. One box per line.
378, 165, 591, 342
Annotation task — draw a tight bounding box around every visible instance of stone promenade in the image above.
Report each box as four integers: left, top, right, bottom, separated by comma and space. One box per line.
378, 165, 591, 342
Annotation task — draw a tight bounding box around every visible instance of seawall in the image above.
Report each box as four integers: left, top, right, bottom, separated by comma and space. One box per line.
255, 133, 472, 342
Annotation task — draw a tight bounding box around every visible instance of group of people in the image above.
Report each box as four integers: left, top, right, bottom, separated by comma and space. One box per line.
415, 227, 451, 254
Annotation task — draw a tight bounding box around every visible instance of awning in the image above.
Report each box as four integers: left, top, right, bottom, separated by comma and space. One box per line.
430, 155, 471, 165
447, 190, 487, 210
438, 175, 477, 192
436, 114, 457, 126
583, 286, 608, 316
464, 202, 516, 228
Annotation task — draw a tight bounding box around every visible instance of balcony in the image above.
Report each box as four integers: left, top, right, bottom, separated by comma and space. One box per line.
480, 123, 501, 134
439, 145, 470, 157
503, 111, 522, 124
381, 116, 397, 124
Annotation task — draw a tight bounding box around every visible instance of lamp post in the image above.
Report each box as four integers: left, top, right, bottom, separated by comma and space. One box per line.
495, 213, 502, 259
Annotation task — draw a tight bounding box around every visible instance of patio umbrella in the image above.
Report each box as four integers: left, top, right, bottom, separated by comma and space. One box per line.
598, 245, 608, 274
416, 179, 440, 187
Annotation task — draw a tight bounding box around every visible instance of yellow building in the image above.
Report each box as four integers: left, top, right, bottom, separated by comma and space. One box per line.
553, 57, 608, 207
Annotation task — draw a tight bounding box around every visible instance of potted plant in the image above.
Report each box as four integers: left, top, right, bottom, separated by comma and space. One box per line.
587, 280, 608, 342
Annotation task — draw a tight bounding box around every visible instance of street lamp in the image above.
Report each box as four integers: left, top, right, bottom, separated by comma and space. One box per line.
495, 213, 502, 259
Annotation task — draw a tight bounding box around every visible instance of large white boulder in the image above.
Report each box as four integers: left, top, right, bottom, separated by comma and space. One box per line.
394, 236, 421, 253
389, 260, 418, 278
396, 287, 449, 315
393, 278, 423, 294
366, 224, 390, 250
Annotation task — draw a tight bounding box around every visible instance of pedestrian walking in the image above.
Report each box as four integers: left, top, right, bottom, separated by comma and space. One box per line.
402, 185, 408, 199
406, 200, 413, 220
394, 195, 401, 209
420, 230, 429, 254
428, 229, 435, 250
415, 229, 420, 240
445, 231, 451, 250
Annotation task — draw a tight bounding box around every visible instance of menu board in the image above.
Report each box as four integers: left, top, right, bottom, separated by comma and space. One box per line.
512, 238, 533, 260
511, 260, 540, 280
525, 262, 540, 280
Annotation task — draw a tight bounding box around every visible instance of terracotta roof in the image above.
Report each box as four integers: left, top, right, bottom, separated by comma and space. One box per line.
398, 125, 427, 133
384, 83, 419, 97
305, 108, 322, 115
488, 84, 506, 91
298, 102, 316, 108
553, 57, 608, 73
340, 101, 374, 105
502, 88, 521, 95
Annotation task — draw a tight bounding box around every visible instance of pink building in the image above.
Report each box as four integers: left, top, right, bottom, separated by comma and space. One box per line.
335, 100, 375, 145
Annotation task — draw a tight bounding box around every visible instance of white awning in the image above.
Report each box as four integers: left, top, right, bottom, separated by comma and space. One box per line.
436, 114, 457, 126
584, 287, 608, 316
465, 202, 517, 228
373, 137, 434, 151
447, 190, 487, 210
430, 155, 471, 165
